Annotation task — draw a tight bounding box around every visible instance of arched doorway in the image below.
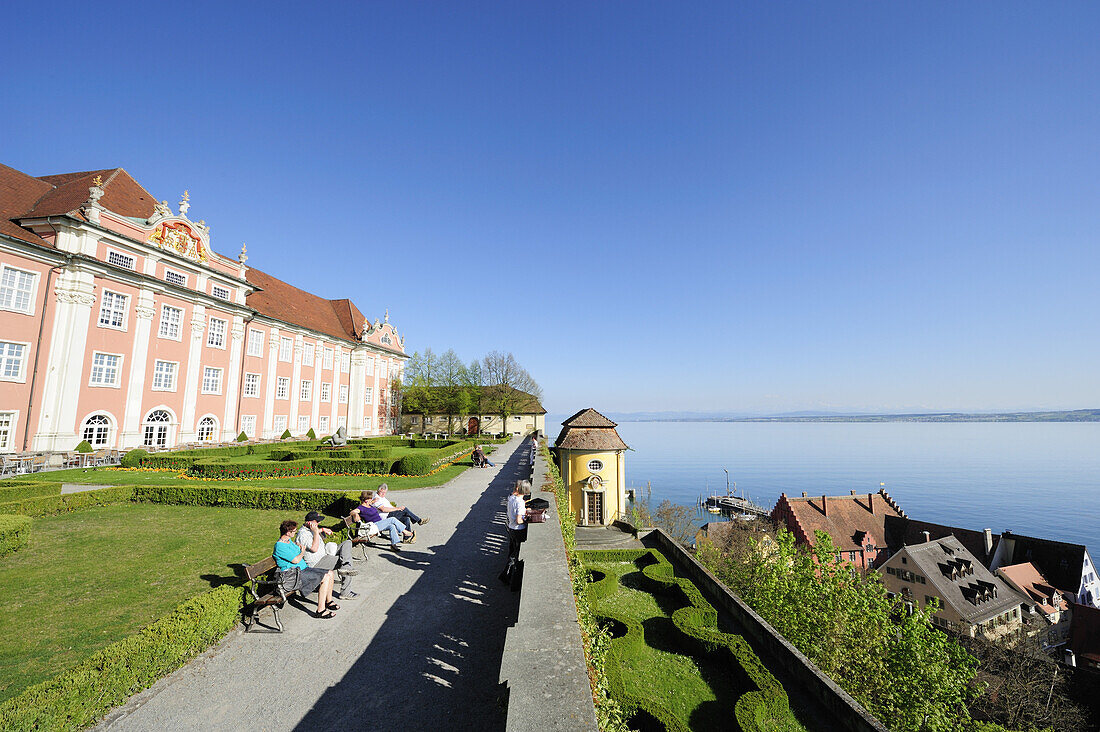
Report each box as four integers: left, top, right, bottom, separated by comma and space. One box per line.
197, 416, 218, 442
143, 409, 173, 448
467, 417, 480, 436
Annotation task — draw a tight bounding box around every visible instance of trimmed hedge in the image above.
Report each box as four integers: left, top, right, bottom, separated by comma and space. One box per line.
119, 449, 147, 468
0, 584, 245, 731
0, 481, 62, 502
394, 454, 433, 476
0, 487, 134, 518
312, 458, 396, 475
186, 459, 314, 479
0, 514, 31, 558
131, 484, 357, 514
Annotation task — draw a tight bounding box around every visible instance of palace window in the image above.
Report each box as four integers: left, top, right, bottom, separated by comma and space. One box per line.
323, 347, 333, 370
0, 342, 27, 381
97, 291, 129, 330
211, 284, 232, 301
340, 353, 350, 372
279, 337, 292, 362
300, 379, 312, 401
320, 382, 331, 402
318, 415, 329, 433
587, 459, 604, 472
107, 250, 136, 270
89, 352, 122, 387
247, 329, 264, 357
363, 415, 372, 431
0, 412, 14, 451
197, 416, 218, 441
365, 358, 374, 375
81, 414, 112, 447
337, 416, 346, 430
273, 415, 288, 434
297, 416, 309, 434
164, 269, 187, 287
243, 372, 260, 397
276, 377, 289, 399
339, 384, 348, 404
380, 361, 388, 378
302, 343, 314, 366
159, 305, 183, 339
207, 317, 227, 348
240, 415, 256, 437
0, 265, 37, 314
202, 367, 223, 394
151, 360, 177, 391
364, 387, 372, 404
143, 410, 172, 448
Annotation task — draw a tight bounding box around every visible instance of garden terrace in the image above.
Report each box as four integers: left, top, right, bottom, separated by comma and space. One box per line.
580, 547, 807, 732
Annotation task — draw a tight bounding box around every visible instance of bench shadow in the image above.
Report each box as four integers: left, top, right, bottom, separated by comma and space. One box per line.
291, 439, 529, 732
200, 563, 249, 588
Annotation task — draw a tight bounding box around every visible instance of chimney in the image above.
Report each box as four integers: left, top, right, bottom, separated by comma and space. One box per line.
984, 528, 993, 558
922, 530, 931, 543
868, 493, 874, 514
821, 495, 827, 516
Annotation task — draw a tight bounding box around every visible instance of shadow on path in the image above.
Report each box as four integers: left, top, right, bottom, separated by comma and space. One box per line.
292, 443, 530, 732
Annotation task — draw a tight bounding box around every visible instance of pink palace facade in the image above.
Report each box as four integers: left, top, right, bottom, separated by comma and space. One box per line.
0, 163, 407, 453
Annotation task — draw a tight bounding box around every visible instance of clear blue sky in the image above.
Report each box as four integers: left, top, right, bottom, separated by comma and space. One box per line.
3, 2, 1098, 415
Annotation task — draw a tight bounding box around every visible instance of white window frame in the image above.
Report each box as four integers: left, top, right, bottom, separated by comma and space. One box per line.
338, 384, 348, 404
0, 411, 17, 452
365, 358, 374, 376
247, 329, 264, 357
0, 264, 39, 315
340, 352, 350, 373
0, 341, 30, 383
380, 361, 388, 379
364, 387, 372, 404
279, 337, 292, 362
320, 382, 331, 402
337, 416, 346, 429
240, 414, 256, 437
197, 415, 218, 441
297, 415, 310, 434
588, 459, 605, 473
97, 290, 129, 330
276, 376, 290, 400
243, 372, 260, 398
142, 408, 174, 448
318, 415, 329, 433
211, 283, 232, 301
151, 359, 178, 391
164, 268, 187, 287
300, 379, 312, 401
273, 415, 288, 434
88, 351, 123, 388
302, 343, 315, 366
106, 249, 136, 270
81, 413, 113, 447
158, 304, 183, 340
202, 366, 223, 395
363, 415, 372, 431
206, 317, 227, 349
323, 347, 334, 370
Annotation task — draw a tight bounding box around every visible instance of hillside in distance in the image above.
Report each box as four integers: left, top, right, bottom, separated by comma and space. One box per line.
614, 409, 1100, 423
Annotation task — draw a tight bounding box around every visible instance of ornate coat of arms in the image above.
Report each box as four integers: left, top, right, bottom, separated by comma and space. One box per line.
149, 221, 208, 262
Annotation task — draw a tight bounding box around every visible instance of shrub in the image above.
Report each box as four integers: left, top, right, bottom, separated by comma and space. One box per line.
0, 481, 62, 502
75, 440, 93, 453
132, 484, 357, 514
0, 585, 244, 731
0, 514, 31, 558
236, 431, 249, 442
394, 453, 433, 476
280, 429, 292, 439
312, 458, 396, 475
186, 459, 313, 479
0, 487, 133, 517
119, 449, 148, 468
306, 428, 316, 439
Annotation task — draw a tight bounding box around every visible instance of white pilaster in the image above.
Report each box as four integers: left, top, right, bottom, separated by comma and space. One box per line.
222, 318, 245, 440
263, 327, 279, 437
178, 305, 206, 442
289, 335, 303, 433
120, 290, 156, 447
348, 347, 367, 437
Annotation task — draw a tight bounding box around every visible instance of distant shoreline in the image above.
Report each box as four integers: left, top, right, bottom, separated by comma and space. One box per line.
618, 409, 1100, 423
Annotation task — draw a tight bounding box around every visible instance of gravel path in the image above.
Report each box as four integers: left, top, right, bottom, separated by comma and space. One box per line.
96, 437, 530, 732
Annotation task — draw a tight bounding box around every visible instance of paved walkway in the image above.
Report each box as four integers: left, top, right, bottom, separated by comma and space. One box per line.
97, 437, 533, 732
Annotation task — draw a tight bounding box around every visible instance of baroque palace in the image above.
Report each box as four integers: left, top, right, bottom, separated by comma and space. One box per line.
0, 163, 407, 453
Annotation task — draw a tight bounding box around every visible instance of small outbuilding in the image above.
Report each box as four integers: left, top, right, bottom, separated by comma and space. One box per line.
554, 408, 629, 526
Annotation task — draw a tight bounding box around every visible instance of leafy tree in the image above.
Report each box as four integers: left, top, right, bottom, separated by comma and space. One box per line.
401, 350, 439, 432
481, 351, 542, 431
436, 349, 468, 434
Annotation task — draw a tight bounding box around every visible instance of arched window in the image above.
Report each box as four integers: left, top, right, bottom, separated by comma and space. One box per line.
143, 409, 172, 448
82, 414, 112, 447
197, 416, 217, 442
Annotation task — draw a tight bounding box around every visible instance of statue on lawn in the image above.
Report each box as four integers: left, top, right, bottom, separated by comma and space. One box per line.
323, 425, 348, 448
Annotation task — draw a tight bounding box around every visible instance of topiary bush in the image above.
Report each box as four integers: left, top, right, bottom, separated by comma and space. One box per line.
280, 429, 292, 439
394, 453, 433, 476
236, 431, 249, 442
75, 440, 93, 453
119, 449, 148, 468
306, 428, 316, 439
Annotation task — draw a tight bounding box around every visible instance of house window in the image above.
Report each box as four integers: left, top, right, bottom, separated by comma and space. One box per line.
365, 358, 374, 375
279, 337, 292, 362
364, 387, 372, 404
300, 380, 312, 401
323, 348, 333, 370
164, 269, 187, 287
81, 414, 112, 447
0, 265, 37, 313
107, 250, 136, 270
89, 352, 122, 387
97, 290, 129, 329
276, 377, 289, 399
0, 412, 14, 451
211, 284, 232, 300
197, 416, 218, 441
159, 305, 183, 339
240, 415, 256, 437
243, 372, 260, 397
426, 417, 434, 425
0, 342, 27, 381
339, 384, 348, 404
151, 360, 177, 391
207, 317, 227, 348
318, 415, 329, 433
320, 382, 331, 402
302, 343, 314, 366
848, 551, 857, 562
247, 329, 264, 357
363, 415, 372, 431
587, 459, 604, 472
202, 367, 223, 394
273, 415, 288, 433
380, 361, 388, 378
340, 353, 350, 372
297, 416, 309, 434
143, 409, 172, 448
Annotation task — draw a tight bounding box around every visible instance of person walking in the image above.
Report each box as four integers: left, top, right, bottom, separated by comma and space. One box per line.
499, 480, 530, 585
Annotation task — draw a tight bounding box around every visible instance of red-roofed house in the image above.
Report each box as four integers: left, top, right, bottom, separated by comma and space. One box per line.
995, 562, 1073, 650
770, 488, 907, 570
0, 162, 407, 452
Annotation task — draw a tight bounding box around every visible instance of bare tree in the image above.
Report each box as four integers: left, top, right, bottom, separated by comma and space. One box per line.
481, 351, 542, 435
436, 349, 469, 433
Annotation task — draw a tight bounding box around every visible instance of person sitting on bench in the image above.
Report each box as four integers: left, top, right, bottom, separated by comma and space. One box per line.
350, 490, 412, 552
295, 510, 359, 599
372, 483, 430, 544
273, 519, 339, 619
472, 445, 494, 468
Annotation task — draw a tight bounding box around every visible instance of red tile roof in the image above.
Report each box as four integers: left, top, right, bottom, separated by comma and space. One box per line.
996, 562, 1068, 615
561, 408, 617, 428
0, 163, 53, 245
772, 490, 905, 552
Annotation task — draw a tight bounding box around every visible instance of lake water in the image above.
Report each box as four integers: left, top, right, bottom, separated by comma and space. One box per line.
550, 419, 1100, 553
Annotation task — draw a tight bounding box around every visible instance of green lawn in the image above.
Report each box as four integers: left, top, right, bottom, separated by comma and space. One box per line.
0, 503, 308, 703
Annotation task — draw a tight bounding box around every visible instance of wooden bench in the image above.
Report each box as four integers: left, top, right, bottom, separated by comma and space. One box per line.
244, 556, 298, 632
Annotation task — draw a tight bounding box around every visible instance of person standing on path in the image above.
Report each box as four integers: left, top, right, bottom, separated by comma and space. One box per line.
499, 480, 530, 585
